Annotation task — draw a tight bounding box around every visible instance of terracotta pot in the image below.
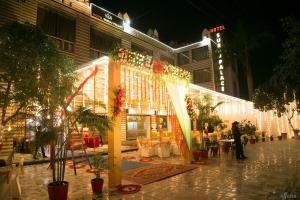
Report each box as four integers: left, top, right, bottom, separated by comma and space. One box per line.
193, 150, 208, 160
48, 181, 68, 200
249, 139, 256, 144
91, 178, 104, 193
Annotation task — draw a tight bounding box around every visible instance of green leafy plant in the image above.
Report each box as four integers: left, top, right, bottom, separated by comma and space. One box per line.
193, 94, 223, 150
71, 106, 113, 136
92, 152, 107, 179
239, 120, 256, 135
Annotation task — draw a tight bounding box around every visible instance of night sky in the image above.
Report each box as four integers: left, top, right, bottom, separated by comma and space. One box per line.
91, 0, 299, 94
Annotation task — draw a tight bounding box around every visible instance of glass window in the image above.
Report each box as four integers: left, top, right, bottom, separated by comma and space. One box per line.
192, 46, 209, 62
37, 7, 76, 42
127, 116, 147, 140
177, 51, 190, 65
90, 28, 120, 54
131, 43, 153, 56
193, 68, 211, 84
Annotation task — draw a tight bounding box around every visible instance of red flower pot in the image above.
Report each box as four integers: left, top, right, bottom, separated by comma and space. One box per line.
249, 139, 256, 144
48, 181, 68, 200
193, 150, 208, 161
91, 178, 104, 193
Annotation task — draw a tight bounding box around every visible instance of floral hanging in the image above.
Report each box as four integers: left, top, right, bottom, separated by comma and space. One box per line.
185, 95, 196, 120
112, 86, 126, 117
153, 59, 163, 74
111, 47, 191, 82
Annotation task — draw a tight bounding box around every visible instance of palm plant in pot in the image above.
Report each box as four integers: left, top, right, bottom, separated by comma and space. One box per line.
70, 105, 113, 148
192, 94, 223, 160
91, 152, 107, 193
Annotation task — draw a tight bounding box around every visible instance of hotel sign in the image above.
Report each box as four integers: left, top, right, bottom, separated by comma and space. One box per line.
209, 25, 225, 33
91, 4, 123, 29
216, 32, 225, 92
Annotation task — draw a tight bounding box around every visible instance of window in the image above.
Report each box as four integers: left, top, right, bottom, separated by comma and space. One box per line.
90, 28, 120, 57
160, 55, 174, 65
193, 68, 211, 84
131, 43, 153, 56
177, 51, 189, 65
192, 46, 209, 62
127, 116, 148, 140
37, 7, 76, 42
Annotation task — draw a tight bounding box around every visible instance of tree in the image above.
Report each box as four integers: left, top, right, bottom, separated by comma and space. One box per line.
252, 17, 300, 133
232, 20, 274, 99
0, 22, 76, 133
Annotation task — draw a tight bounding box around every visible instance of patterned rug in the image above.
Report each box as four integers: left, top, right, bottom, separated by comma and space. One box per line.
122, 163, 197, 185
117, 184, 141, 194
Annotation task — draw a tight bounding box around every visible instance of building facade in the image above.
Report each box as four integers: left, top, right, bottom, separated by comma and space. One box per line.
2, 0, 275, 143
0, 0, 240, 97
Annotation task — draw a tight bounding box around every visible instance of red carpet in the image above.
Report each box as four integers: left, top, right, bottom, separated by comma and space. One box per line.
139, 158, 153, 162
69, 164, 86, 169
122, 163, 197, 185
122, 156, 136, 160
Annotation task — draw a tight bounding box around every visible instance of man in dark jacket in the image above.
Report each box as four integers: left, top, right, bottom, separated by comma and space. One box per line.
232, 121, 247, 159
33, 126, 46, 159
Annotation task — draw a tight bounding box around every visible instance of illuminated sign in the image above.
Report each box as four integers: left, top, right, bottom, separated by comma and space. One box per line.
209, 25, 225, 33
216, 33, 225, 92
91, 4, 123, 29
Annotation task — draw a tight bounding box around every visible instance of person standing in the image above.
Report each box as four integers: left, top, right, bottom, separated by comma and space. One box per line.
232, 121, 247, 160
33, 126, 46, 159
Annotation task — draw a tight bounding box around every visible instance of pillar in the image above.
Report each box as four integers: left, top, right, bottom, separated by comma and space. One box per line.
107, 61, 122, 188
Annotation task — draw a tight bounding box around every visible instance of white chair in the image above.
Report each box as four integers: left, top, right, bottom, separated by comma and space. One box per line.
157, 142, 171, 158
137, 138, 155, 158
171, 142, 181, 155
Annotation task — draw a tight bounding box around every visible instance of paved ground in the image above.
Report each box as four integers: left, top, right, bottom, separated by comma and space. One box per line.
12, 145, 137, 165
16, 140, 300, 200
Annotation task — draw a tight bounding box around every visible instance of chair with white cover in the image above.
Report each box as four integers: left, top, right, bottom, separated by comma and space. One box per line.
137, 137, 155, 158
157, 142, 171, 158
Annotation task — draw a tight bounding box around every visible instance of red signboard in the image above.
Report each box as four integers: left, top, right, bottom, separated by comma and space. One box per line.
209, 25, 225, 33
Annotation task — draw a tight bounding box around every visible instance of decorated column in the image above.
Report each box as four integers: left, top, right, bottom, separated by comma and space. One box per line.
107, 61, 122, 188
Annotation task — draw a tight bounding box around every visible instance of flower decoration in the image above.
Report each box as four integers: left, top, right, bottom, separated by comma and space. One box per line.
112, 86, 126, 117
185, 95, 196, 119
111, 48, 191, 81
153, 59, 163, 74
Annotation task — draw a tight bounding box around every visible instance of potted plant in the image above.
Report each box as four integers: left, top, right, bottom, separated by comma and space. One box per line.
192, 94, 223, 160
209, 140, 219, 156
239, 120, 257, 144
293, 129, 300, 139
47, 126, 69, 200
262, 132, 266, 142
91, 152, 106, 193
69, 106, 112, 148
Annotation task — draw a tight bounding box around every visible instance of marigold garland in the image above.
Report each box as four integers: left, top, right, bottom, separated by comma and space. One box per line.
111, 47, 191, 82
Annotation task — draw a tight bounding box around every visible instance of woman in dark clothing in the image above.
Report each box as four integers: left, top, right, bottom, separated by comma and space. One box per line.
232, 121, 247, 160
